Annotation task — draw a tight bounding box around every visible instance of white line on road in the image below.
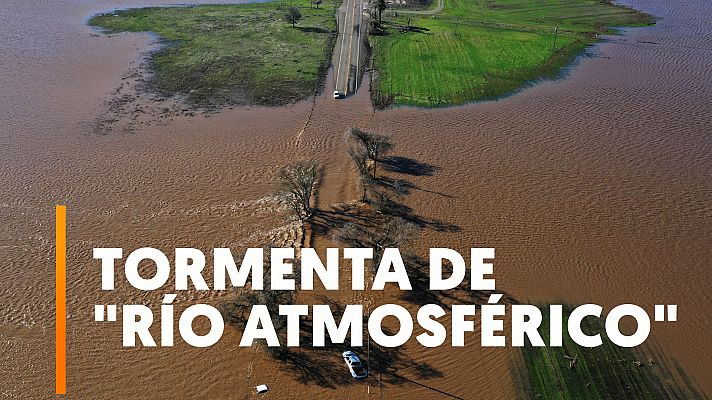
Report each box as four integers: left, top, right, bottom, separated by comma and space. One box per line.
355, 0, 362, 92
335, 0, 350, 92
345, 0, 357, 95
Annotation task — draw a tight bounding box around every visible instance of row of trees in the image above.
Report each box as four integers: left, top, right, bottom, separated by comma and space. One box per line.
342, 128, 416, 267
272, 128, 395, 222
271, 127, 412, 264
348, 127, 395, 205
225, 128, 414, 355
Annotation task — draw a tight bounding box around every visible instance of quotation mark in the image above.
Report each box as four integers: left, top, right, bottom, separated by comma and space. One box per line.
95, 304, 117, 322
654, 304, 677, 322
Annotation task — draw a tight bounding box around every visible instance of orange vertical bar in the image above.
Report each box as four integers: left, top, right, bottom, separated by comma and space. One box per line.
55, 205, 67, 395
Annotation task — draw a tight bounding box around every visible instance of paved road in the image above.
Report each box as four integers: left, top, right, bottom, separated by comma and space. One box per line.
333, 0, 365, 97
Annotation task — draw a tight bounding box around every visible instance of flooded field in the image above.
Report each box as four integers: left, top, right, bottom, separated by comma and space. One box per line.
1, 0, 710, 398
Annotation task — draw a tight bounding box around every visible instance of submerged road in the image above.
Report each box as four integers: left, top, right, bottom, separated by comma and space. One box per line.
333, 0, 365, 97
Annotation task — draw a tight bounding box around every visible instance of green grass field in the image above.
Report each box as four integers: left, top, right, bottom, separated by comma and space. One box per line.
518, 306, 700, 399
89, 1, 338, 107
370, 0, 654, 107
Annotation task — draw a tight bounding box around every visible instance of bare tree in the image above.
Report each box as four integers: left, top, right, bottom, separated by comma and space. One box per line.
350, 127, 394, 179
348, 146, 372, 202
333, 217, 416, 267
376, 0, 387, 25
370, 184, 405, 214
276, 160, 321, 221
284, 6, 303, 28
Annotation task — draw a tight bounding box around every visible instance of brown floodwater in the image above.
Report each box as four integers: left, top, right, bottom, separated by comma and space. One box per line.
1, 0, 710, 398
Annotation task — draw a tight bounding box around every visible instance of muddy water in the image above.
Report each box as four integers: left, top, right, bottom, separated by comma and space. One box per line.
1, 0, 711, 398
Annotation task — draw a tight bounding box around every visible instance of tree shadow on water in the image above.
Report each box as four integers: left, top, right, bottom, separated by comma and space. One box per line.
308, 204, 377, 237
382, 156, 439, 177
400, 253, 519, 309
372, 177, 461, 233
240, 296, 445, 390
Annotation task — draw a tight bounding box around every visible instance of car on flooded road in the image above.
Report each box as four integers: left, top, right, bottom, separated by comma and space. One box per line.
342, 351, 368, 379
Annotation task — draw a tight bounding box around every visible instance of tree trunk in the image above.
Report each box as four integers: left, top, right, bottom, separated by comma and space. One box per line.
299, 221, 307, 248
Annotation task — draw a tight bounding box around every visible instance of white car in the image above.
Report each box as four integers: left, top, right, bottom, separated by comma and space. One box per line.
342, 351, 368, 379
334, 90, 343, 99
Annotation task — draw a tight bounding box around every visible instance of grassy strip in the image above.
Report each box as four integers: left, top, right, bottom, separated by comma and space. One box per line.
89, 1, 339, 107
369, 0, 654, 107
518, 305, 694, 399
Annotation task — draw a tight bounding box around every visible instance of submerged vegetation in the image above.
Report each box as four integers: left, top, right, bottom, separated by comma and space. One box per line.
369, 0, 655, 107
518, 306, 703, 399
89, 0, 338, 107
276, 159, 322, 222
